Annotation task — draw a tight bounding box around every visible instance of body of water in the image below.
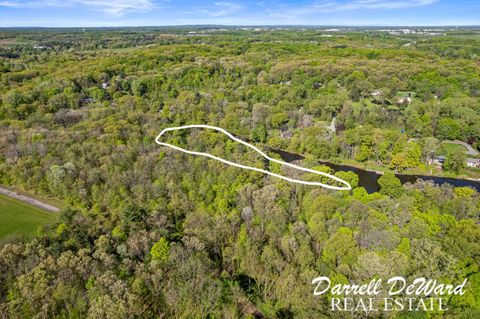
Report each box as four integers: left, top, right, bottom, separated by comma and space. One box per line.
270, 148, 480, 193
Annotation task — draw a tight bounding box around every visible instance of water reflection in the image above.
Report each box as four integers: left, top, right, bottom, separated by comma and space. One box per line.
270, 148, 480, 193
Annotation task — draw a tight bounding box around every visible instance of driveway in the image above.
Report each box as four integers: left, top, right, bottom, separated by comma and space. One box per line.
444, 140, 479, 156
0, 186, 59, 213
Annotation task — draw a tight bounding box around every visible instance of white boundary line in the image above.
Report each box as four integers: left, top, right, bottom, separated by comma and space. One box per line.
155, 124, 351, 191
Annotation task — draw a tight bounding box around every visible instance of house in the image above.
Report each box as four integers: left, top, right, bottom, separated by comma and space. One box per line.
33, 45, 52, 49
101, 82, 109, 89
397, 96, 412, 104
466, 158, 480, 168
395, 91, 416, 106
280, 130, 293, 139
370, 90, 393, 106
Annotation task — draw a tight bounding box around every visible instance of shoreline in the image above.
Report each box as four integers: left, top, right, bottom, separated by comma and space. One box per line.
332, 159, 480, 183
268, 147, 480, 185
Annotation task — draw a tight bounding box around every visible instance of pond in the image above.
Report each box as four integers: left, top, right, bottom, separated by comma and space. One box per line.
270, 148, 480, 193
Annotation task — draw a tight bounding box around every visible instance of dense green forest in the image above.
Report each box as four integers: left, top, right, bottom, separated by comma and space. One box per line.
0, 27, 479, 318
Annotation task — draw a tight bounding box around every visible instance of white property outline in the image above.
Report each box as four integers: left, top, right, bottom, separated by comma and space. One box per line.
155, 124, 351, 191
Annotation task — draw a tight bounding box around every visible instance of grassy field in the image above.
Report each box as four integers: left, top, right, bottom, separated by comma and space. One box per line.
440, 142, 468, 154
0, 194, 57, 240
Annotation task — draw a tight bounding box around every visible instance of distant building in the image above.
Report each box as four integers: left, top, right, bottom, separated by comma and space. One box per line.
466, 158, 480, 168
280, 130, 293, 139
33, 45, 50, 49
397, 96, 412, 104
395, 91, 416, 106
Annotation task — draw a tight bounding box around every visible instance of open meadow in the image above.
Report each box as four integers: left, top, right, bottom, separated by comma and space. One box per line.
0, 194, 56, 240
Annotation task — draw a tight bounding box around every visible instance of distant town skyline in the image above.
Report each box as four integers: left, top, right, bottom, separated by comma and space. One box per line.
1, 0, 479, 27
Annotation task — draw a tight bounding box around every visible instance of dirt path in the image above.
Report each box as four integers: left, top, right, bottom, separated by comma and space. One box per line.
0, 186, 60, 213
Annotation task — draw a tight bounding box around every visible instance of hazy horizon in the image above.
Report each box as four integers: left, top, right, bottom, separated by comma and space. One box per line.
1, 24, 480, 29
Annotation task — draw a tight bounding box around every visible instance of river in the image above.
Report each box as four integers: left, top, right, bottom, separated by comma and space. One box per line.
270, 148, 480, 193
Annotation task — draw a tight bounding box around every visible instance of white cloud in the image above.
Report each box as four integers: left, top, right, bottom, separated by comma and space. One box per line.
196, 1, 242, 17
77, 0, 154, 15
342, 0, 439, 10
0, 0, 155, 15
271, 0, 440, 19
0, 0, 66, 8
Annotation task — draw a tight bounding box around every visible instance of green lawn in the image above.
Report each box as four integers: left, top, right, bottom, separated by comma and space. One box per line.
440, 142, 468, 155
0, 194, 57, 240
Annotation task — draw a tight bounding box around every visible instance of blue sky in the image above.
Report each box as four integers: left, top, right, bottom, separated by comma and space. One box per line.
1, 0, 479, 27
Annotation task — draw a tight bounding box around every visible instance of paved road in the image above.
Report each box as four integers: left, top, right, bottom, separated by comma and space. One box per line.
0, 186, 60, 213
444, 140, 479, 156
